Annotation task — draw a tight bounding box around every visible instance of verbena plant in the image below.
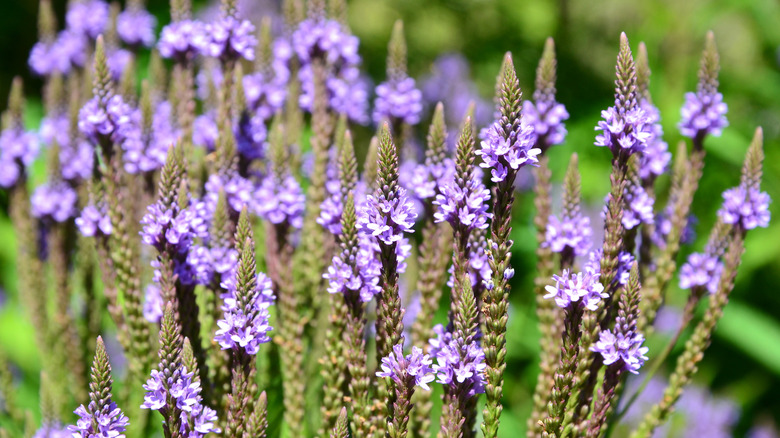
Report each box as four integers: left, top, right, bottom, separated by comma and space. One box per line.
0, 0, 771, 437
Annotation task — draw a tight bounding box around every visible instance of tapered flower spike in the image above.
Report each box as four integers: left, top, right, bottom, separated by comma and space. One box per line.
328, 0, 349, 26
339, 130, 358, 198
741, 127, 764, 191
247, 391, 268, 438
93, 36, 112, 107
535, 37, 557, 102
636, 42, 651, 101
680, 31, 727, 145
308, 0, 326, 20
331, 407, 349, 438
37, 0, 57, 41
699, 31, 720, 96
363, 135, 380, 191
616, 32, 637, 115
283, 0, 305, 29
255, 16, 273, 72
388, 20, 408, 82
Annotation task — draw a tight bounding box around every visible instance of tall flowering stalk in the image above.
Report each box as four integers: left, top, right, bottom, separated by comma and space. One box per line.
377, 345, 435, 438
477, 53, 538, 438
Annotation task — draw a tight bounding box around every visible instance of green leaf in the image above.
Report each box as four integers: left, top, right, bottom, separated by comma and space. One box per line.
716, 301, 780, 375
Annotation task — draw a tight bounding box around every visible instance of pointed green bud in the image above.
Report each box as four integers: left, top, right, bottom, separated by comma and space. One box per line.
341, 191, 358, 249
235, 215, 257, 312
636, 42, 651, 101
308, 0, 326, 20
47, 137, 62, 180
256, 16, 274, 74
44, 72, 64, 114
211, 188, 233, 248
88, 336, 114, 415
37, 0, 57, 41
221, 0, 238, 18
68, 74, 82, 143
534, 37, 557, 102
158, 144, 185, 209
425, 102, 447, 168
235, 207, 254, 256
283, 0, 305, 29
268, 113, 287, 178
93, 36, 113, 105
330, 407, 349, 438
234, 63, 248, 121
6, 77, 25, 127
140, 80, 153, 135
39, 371, 57, 424
328, 0, 348, 26
106, 2, 121, 47
699, 31, 720, 95
180, 337, 199, 382
615, 32, 638, 114
454, 115, 474, 185
387, 20, 408, 82
741, 127, 764, 191
498, 52, 523, 138
672, 140, 689, 184
334, 113, 348, 152
377, 122, 400, 198
562, 153, 581, 219
149, 50, 167, 97
159, 303, 183, 371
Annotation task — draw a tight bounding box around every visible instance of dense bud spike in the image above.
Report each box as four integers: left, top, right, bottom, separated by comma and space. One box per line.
741, 127, 764, 191
37, 0, 57, 41
6, 77, 24, 127
93, 36, 113, 105
562, 153, 581, 219
235, 207, 253, 257
268, 113, 287, 178
387, 20, 408, 82
328, 0, 349, 26
256, 16, 274, 73
331, 407, 349, 438
425, 102, 447, 167
699, 31, 720, 95
636, 42, 651, 101
364, 135, 380, 191
377, 122, 400, 197
534, 37, 557, 102
615, 32, 638, 114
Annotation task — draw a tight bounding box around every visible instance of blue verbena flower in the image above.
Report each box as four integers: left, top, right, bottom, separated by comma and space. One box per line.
376, 344, 435, 391
66, 0, 109, 40
107, 48, 133, 82
78, 95, 139, 146
69, 401, 129, 438
255, 174, 306, 229
40, 115, 93, 182
31, 182, 78, 223
324, 233, 382, 303
543, 213, 592, 256
183, 245, 238, 286
358, 188, 417, 245
214, 272, 274, 355
235, 113, 267, 161
621, 183, 655, 230
679, 252, 723, 295
590, 327, 649, 374
243, 65, 288, 122
544, 269, 607, 311
205, 16, 257, 61
428, 324, 486, 397
158, 20, 208, 61
76, 204, 113, 237
29, 30, 88, 76
679, 91, 728, 139
717, 184, 771, 231
142, 283, 163, 324
202, 173, 256, 216
373, 77, 424, 125
193, 113, 218, 151
402, 159, 455, 203
522, 99, 569, 148
117, 8, 157, 48
585, 248, 635, 286
140, 203, 206, 255
638, 100, 671, 180
594, 105, 653, 157
652, 207, 697, 249
433, 173, 491, 231
0, 127, 39, 188
477, 121, 539, 183
141, 367, 221, 436
123, 101, 178, 174
33, 423, 70, 438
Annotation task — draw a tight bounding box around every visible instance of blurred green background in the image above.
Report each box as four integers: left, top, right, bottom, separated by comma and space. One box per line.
1, 0, 779, 436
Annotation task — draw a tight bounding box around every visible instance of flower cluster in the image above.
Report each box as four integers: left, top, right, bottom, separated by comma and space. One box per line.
201, 173, 256, 216
243, 40, 289, 120
679, 91, 728, 139
65, 0, 109, 40
402, 159, 454, 202
40, 115, 93, 182
585, 248, 635, 286
33, 423, 70, 438
140, 203, 207, 255
205, 17, 257, 61
543, 213, 592, 256
117, 8, 157, 48
679, 252, 723, 295
28, 31, 87, 76
0, 127, 39, 188
477, 121, 539, 183
376, 344, 435, 391
142, 284, 164, 324
591, 328, 649, 374
652, 207, 697, 249
522, 99, 569, 148
433, 174, 491, 231
358, 189, 418, 245
123, 101, 178, 174
255, 175, 306, 229
214, 272, 274, 355
184, 245, 239, 287
30, 182, 78, 223
620, 183, 655, 230
69, 401, 129, 438
373, 77, 424, 125
638, 101, 671, 180
141, 367, 221, 436
76, 204, 113, 237
158, 20, 208, 60
717, 185, 771, 231
594, 106, 653, 157
544, 269, 607, 311
428, 324, 486, 397
324, 234, 382, 303
78, 95, 139, 146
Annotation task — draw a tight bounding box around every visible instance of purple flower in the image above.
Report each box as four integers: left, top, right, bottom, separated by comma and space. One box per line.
594, 106, 653, 157
590, 328, 649, 374
205, 17, 257, 61
142, 284, 163, 323
522, 99, 569, 148
118, 8, 157, 48
421, 54, 494, 130
33, 423, 71, 438
376, 344, 435, 391
433, 174, 492, 231
235, 113, 267, 161
141, 367, 221, 436
428, 324, 486, 397
401, 159, 455, 203
140, 203, 206, 255
255, 174, 306, 229
544, 269, 607, 311
123, 101, 178, 174
29, 31, 88, 76
717, 185, 771, 230
585, 248, 634, 286
243, 71, 287, 121
679, 252, 723, 295
107, 49, 133, 82
679, 91, 728, 139
543, 213, 592, 256
202, 173, 256, 215
40, 115, 94, 181
66, 0, 109, 40
318, 194, 344, 235
0, 127, 39, 188
358, 189, 418, 245
215, 272, 274, 355
653, 206, 697, 249
324, 233, 383, 302
158, 20, 208, 61
638, 101, 671, 179
69, 402, 129, 437
373, 77, 424, 125
292, 19, 360, 66
193, 113, 218, 151
477, 121, 540, 183
78, 95, 139, 146
76, 204, 113, 237
31, 182, 78, 223
621, 183, 655, 230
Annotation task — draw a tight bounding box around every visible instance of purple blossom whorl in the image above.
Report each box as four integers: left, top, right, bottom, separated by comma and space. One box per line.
477, 121, 539, 183
373, 77, 424, 125
205, 17, 257, 61
141, 367, 221, 436
638, 100, 671, 180
679, 91, 728, 139
158, 20, 208, 61
717, 185, 770, 231
76, 204, 113, 237
66, 0, 109, 40
0, 127, 39, 188
590, 328, 649, 374
69, 401, 129, 437
323, 233, 382, 303
433, 173, 491, 232
522, 98, 569, 149
123, 101, 179, 174
543, 213, 592, 256
586, 248, 634, 286
428, 324, 486, 397
543, 269, 607, 311
255, 174, 306, 229
376, 344, 435, 391
358, 188, 417, 245
118, 8, 157, 48
594, 105, 653, 158
31, 182, 78, 223
214, 272, 274, 355
29, 30, 88, 76
679, 252, 723, 295
78, 95, 139, 147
